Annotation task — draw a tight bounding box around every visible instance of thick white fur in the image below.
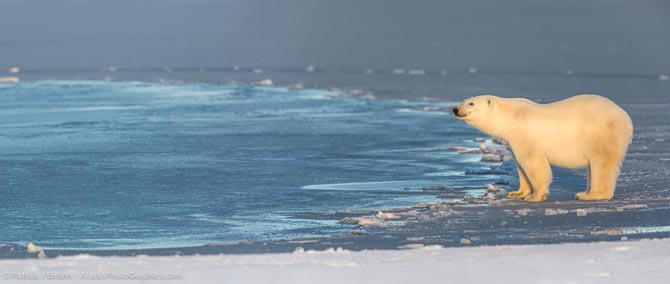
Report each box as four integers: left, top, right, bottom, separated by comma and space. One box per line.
453, 95, 633, 202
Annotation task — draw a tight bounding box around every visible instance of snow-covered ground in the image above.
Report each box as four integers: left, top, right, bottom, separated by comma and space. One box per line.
2, 238, 668, 283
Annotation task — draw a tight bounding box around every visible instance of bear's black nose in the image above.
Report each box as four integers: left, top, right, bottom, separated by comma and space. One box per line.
452, 108, 459, 115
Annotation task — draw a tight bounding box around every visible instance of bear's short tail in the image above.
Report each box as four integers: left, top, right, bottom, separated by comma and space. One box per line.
625, 114, 634, 144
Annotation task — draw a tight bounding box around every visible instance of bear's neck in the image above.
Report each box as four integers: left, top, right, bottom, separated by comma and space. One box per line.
468, 99, 523, 143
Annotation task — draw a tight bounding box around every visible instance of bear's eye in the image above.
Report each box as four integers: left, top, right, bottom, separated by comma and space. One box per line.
469, 102, 474, 106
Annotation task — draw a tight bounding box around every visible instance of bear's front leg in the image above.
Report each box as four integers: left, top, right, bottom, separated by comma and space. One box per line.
515, 153, 552, 202
507, 165, 531, 199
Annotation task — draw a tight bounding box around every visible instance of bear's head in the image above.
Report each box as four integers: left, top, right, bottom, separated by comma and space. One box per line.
452, 95, 502, 138
452, 95, 496, 122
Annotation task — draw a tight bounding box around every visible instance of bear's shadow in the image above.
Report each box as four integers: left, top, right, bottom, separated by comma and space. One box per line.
514, 166, 588, 201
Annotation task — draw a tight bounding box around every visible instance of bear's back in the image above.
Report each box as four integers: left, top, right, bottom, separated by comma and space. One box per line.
534, 94, 633, 150
541, 95, 630, 127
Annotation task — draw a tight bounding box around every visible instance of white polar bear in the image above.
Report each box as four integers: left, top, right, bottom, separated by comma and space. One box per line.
453, 95, 633, 202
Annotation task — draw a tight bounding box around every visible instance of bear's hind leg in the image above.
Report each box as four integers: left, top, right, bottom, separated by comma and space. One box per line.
507, 165, 532, 199
576, 157, 620, 201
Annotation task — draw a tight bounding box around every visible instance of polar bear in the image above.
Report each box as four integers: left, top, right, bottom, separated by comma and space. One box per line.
453, 95, 633, 202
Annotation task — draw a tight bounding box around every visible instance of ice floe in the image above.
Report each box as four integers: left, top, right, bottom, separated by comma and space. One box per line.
255, 79, 274, 86
408, 69, 426, 75
0, 76, 20, 83
376, 211, 401, 221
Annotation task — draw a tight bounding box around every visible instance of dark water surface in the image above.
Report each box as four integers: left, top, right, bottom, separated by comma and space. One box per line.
0, 81, 497, 249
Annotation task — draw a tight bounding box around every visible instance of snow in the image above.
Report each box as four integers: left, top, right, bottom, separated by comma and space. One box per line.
2, 239, 669, 283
